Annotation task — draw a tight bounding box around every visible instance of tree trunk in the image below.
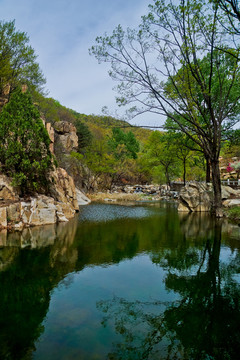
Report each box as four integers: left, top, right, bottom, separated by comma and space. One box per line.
206, 156, 211, 183
165, 168, 171, 188
211, 159, 222, 217
183, 158, 186, 186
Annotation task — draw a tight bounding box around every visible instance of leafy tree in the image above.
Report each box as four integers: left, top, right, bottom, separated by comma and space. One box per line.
0, 20, 46, 95
215, 0, 240, 34
142, 131, 180, 186
0, 88, 53, 195
75, 119, 93, 152
165, 117, 212, 183
90, 0, 240, 215
108, 128, 140, 160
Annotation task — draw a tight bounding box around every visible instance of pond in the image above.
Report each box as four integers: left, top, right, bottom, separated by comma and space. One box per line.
0, 202, 240, 360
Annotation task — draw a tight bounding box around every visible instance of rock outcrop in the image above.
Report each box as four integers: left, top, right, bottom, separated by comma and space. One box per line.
54, 121, 78, 154
40, 116, 55, 153
0, 94, 90, 230
178, 182, 240, 212
0, 169, 91, 230
0, 195, 76, 230
50, 167, 79, 211
0, 174, 19, 202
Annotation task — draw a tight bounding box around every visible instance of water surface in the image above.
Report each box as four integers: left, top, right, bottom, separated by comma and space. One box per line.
0, 202, 240, 360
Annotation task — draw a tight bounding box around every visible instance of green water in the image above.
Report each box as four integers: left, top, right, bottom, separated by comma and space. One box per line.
0, 202, 240, 360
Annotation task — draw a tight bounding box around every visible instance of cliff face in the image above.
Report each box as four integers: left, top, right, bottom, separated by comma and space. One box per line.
54, 121, 78, 154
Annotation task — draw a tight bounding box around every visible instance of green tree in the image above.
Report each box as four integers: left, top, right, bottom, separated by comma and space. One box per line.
142, 131, 180, 186
0, 20, 45, 95
108, 128, 140, 160
90, 0, 240, 215
0, 88, 53, 194
215, 0, 240, 34
75, 120, 93, 152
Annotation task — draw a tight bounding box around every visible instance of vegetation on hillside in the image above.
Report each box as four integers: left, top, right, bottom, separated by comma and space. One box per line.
0, 88, 53, 194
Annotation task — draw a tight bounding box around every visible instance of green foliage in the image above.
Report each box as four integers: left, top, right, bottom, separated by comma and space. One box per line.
0, 20, 46, 94
0, 88, 53, 194
225, 207, 240, 222
108, 128, 140, 160
142, 131, 181, 185
33, 92, 76, 125
75, 119, 93, 151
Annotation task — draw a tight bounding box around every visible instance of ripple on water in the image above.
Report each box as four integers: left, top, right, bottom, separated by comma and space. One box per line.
78, 203, 160, 223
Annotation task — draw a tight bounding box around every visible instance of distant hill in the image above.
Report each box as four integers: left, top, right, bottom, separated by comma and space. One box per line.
33, 93, 152, 144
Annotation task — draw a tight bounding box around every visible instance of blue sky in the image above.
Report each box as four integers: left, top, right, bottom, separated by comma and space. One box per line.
0, 0, 161, 126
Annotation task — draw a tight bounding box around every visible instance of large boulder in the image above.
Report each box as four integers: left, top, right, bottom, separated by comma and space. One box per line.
21, 196, 57, 226
178, 183, 213, 212
221, 186, 240, 199
222, 199, 240, 208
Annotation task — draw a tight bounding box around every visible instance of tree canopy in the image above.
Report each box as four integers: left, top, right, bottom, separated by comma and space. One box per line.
0, 20, 46, 95
90, 0, 240, 214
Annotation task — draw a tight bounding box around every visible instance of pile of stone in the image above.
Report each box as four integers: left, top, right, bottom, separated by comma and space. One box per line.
111, 184, 178, 200
0, 170, 91, 230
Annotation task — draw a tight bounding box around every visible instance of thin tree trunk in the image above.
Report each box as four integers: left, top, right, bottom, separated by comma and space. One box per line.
165, 168, 171, 188
211, 159, 222, 217
206, 156, 211, 183
183, 158, 186, 186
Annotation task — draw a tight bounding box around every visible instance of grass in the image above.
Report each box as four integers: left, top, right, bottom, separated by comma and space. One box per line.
224, 206, 240, 222
87, 192, 146, 202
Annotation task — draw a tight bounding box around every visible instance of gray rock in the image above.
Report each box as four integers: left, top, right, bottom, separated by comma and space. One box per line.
178, 183, 213, 212
76, 188, 91, 205
222, 199, 240, 208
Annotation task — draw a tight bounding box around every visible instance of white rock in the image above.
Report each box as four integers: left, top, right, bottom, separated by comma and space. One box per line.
76, 188, 91, 205
0, 207, 7, 227
223, 199, 240, 208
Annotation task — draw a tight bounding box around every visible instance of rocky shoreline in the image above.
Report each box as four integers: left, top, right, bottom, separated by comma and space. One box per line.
0, 170, 91, 231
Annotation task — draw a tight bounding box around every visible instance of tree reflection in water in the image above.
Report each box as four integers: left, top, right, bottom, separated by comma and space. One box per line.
97, 219, 240, 360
